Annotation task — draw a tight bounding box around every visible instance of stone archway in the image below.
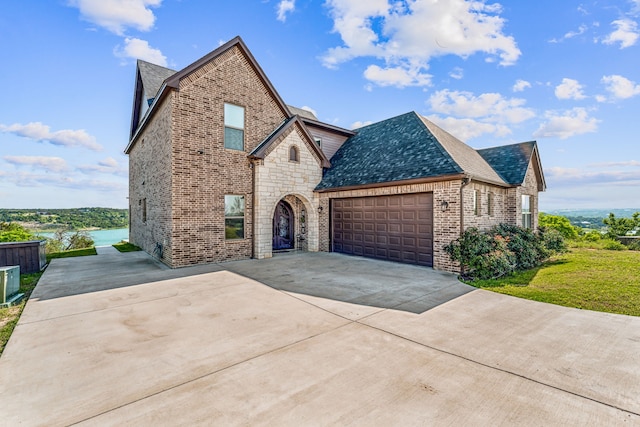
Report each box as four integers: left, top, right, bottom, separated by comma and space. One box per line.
255, 192, 318, 259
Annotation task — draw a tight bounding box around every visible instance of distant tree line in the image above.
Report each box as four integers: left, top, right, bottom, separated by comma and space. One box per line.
0, 208, 128, 230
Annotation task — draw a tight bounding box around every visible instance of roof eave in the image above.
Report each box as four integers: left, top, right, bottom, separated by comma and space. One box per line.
301, 117, 357, 137
125, 83, 170, 154
315, 173, 467, 193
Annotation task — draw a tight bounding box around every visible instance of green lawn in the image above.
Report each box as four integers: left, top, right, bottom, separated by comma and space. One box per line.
46, 247, 97, 263
112, 241, 141, 252
469, 248, 640, 316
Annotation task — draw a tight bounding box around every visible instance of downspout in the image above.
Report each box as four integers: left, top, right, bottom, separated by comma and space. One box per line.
250, 160, 256, 259
459, 176, 471, 236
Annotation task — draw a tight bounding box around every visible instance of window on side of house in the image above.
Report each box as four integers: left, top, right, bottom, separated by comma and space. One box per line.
473, 190, 480, 216
522, 195, 532, 229
224, 103, 245, 150
487, 192, 493, 216
142, 198, 147, 223
289, 145, 299, 162
314, 137, 322, 148
225, 195, 245, 240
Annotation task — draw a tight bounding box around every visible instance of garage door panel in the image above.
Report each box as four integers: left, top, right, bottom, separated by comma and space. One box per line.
332, 193, 433, 267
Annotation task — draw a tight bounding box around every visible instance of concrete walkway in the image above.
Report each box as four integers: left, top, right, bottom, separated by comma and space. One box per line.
0, 249, 638, 425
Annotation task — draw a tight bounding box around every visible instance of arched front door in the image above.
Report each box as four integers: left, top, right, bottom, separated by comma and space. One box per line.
273, 200, 294, 250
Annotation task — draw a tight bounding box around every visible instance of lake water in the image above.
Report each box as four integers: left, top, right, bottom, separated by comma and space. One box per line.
37, 228, 129, 247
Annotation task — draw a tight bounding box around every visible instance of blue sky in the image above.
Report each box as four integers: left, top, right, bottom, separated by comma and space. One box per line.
1, 0, 639, 210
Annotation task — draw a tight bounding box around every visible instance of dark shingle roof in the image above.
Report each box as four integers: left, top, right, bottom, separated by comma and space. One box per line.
316, 112, 466, 190
477, 141, 536, 185
137, 60, 176, 101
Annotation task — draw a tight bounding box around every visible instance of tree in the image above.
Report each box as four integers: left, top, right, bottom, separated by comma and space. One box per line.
0, 222, 35, 242
602, 212, 640, 239
538, 213, 579, 239
44, 229, 94, 252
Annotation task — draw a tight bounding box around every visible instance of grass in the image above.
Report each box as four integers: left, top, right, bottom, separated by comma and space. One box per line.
46, 247, 97, 263
468, 248, 640, 316
112, 241, 141, 252
0, 272, 42, 355
2, 247, 97, 356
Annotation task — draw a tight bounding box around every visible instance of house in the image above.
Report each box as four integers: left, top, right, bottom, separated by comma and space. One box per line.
125, 36, 545, 272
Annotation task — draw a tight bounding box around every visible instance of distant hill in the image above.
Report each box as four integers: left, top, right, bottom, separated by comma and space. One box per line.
544, 208, 640, 218
543, 208, 640, 230
0, 208, 128, 231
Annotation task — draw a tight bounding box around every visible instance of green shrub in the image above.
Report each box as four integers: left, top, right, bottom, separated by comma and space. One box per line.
444, 224, 567, 281
583, 230, 603, 242
538, 213, 579, 239
0, 222, 35, 242
602, 239, 627, 251
626, 240, 640, 251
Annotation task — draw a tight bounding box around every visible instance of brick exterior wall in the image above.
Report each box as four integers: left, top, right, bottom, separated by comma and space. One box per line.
515, 158, 540, 229
254, 124, 323, 259
129, 93, 174, 263
461, 182, 510, 231
130, 45, 289, 267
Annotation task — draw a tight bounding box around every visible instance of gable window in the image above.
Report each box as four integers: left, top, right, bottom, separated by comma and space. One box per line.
522, 195, 532, 229
224, 103, 244, 150
225, 195, 245, 239
487, 192, 493, 216
473, 190, 480, 216
289, 145, 299, 162
314, 137, 322, 148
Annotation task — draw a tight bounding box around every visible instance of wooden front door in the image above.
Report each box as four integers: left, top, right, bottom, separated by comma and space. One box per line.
273, 201, 294, 250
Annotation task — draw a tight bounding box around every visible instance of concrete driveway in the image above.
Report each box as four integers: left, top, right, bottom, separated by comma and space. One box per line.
0, 247, 638, 425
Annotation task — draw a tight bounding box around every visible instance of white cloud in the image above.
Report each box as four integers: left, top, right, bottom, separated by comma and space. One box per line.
78, 157, 127, 176
69, 0, 162, 35
533, 108, 599, 140
545, 166, 640, 186
424, 115, 511, 140
321, 0, 520, 88
351, 120, 374, 129
555, 78, 586, 100
363, 64, 432, 87
425, 89, 535, 140
589, 160, 640, 168
449, 67, 464, 80
550, 24, 588, 43
602, 19, 639, 48
512, 79, 531, 92
276, 0, 295, 22
428, 89, 535, 124
601, 75, 640, 99
114, 37, 167, 66
3, 156, 69, 173
0, 122, 103, 151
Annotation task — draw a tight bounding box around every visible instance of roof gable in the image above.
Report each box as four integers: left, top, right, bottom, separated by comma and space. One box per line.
127, 36, 291, 153
316, 111, 465, 191
250, 116, 330, 168
478, 141, 546, 190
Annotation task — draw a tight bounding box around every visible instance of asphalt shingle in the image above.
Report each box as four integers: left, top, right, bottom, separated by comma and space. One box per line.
477, 141, 536, 185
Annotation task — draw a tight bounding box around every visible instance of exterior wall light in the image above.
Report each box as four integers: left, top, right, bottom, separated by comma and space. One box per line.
441, 200, 449, 212
318, 206, 323, 213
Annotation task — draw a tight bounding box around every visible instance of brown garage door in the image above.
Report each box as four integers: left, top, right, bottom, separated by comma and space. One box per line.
331, 193, 433, 267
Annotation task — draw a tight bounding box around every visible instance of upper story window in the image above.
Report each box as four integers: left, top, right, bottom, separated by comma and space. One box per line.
314, 137, 322, 148
522, 195, 532, 229
289, 145, 299, 162
224, 103, 244, 150
487, 192, 493, 216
